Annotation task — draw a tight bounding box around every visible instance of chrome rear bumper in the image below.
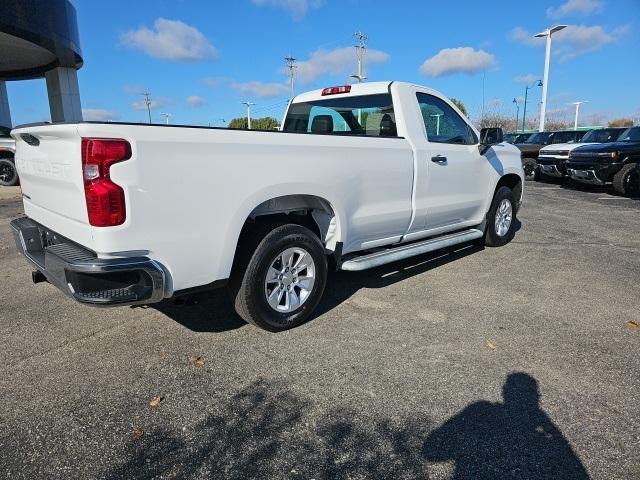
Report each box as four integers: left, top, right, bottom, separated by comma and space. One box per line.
11, 217, 166, 306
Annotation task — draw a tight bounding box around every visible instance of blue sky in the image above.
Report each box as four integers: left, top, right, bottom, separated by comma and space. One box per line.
6, 0, 640, 127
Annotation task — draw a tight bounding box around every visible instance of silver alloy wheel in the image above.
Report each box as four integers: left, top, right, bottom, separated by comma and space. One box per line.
495, 199, 513, 237
264, 247, 316, 313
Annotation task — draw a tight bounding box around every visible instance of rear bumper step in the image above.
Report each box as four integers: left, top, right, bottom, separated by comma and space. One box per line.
11, 217, 166, 306
341, 228, 484, 271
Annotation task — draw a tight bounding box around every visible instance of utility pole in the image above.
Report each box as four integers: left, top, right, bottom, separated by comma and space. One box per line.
242, 102, 255, 129
534, 25, 567, 131
570, 101, 588, 129
285, 55, 297, 99
350, 31, 368, 83
522, 79, 542, 133
160, 112, 171, 125
142, 92, 152, 124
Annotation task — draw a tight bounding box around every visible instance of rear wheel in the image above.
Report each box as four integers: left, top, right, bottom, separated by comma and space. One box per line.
612, 163, 639, 197
485, 186, 517, 247
229, 223, 327, 332
522, 158, 538, 181
0, 158, 18, 187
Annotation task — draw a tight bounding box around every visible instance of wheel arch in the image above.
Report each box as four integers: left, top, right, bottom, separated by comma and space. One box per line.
495, 173, 523, 212
222, 192, 345, 281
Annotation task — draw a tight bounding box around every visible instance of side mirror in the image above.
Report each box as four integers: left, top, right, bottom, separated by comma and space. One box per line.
479, 127, 503, 155
480, 127, 503, 145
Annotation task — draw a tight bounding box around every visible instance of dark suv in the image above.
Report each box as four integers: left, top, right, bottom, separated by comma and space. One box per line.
566, 126, 640, 197
515, 130, 587, 180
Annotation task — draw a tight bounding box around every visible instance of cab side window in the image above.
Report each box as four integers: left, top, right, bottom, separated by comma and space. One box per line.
417, 93, 476, 145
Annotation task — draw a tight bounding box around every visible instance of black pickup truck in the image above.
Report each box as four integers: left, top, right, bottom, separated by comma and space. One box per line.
566, 126, 640, 197
537, 127, 626, 179
515, 130, 586, 180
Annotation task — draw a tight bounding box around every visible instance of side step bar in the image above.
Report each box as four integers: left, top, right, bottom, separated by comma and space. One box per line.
341, 228, 484, 271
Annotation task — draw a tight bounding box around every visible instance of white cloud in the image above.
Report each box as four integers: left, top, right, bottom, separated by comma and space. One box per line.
121, 18, 217, 61
186, 95, 207, 107
123, 84, 145, 95
294, 46, 390, 86
419, 47, 495, 77
231, 81, 290, 98
514, 73, 540, 84
547, 0, 603, 18
82, 109, 120, 121
202, 76, 232, 87
251, 0, 325, 20
511, 24, 629, 61
130, 98, 166, 111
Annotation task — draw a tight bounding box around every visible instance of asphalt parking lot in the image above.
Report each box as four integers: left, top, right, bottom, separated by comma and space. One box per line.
0, 182, 638, 479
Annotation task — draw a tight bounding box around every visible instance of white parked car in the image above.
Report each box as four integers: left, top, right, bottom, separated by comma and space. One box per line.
10, 81, 523, 331
537, 127, 626, 179
0, 126, 18, 186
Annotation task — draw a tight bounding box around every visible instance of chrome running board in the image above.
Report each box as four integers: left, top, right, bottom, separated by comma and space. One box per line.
341, 228, 484, 271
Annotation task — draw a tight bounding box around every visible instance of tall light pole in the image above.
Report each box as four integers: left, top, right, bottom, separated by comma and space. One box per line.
285, 55, 297, 99
534, 25, 567, 132
350, 31, 368, 83
142, 92, 152, 124
570, 101, 588, 129
522, 79, 543, 133
160, 112, 171, 125
242, 101, 255, 129
513, 98, 520, 132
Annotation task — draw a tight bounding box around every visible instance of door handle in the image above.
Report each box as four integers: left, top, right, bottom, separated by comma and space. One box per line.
431, 155, 447, 164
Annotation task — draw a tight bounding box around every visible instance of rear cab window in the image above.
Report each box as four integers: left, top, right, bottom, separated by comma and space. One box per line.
283, 94, 398, 137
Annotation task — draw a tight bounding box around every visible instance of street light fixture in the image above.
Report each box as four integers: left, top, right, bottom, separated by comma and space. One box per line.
570, 101, 588, 129
521, 79, 543, 133
430, 114, 443, 135
534, 24, 567, 131
241, 102, 255, 129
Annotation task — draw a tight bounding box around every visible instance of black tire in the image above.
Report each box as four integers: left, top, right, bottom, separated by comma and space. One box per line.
612, 163, 640, 197
485, 186, 517, 247
0, 157, 19, 187
228, 223, 327, 332
522, 158, 538, 181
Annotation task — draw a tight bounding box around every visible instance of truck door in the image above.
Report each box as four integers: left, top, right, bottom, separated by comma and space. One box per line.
405, 91, 490, 238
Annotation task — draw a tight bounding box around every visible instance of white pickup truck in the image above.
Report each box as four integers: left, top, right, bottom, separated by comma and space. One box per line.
10, 81, 523, 331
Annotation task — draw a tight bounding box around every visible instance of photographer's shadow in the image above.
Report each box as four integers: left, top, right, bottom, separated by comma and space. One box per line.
423, 372, 589, 479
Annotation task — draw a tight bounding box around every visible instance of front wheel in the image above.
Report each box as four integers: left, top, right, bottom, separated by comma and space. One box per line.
612, 163, 639, 197
522, 158, 538, 181
485, 186, 518, 247
0, 158, 19, 187
229, 224, 328, 332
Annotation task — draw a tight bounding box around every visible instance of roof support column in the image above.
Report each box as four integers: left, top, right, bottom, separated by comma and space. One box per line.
0, 81, 11, 128
45, 67, 82, 122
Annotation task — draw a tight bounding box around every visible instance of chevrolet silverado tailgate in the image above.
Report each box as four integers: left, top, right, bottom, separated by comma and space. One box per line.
11, 124, 93, 247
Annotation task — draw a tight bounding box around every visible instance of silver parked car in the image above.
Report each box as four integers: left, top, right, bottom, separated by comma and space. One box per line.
0, 126, 18, 187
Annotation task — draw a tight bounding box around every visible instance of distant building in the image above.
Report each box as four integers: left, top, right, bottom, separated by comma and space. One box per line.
0, 0, 83, 127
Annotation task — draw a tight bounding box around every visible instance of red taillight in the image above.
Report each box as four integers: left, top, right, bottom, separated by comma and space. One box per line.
81, 138, 131, 227
321, 85, 351, 96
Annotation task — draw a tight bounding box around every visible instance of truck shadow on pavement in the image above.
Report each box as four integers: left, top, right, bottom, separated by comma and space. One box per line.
152, 241, 488, 333
105, 373, 588, 479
